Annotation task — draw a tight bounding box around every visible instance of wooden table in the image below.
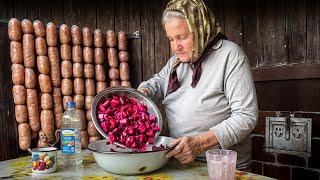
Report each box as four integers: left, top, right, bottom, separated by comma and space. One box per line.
0, 150, 275, 179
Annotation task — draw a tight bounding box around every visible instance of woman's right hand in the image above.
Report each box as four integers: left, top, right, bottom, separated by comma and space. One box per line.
138, 87, 150, 97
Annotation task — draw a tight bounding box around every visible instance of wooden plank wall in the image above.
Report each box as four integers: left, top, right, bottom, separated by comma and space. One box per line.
0, 0, 320, 160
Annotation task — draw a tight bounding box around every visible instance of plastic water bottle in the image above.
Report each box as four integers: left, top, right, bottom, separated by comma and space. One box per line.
60, 101, 83, 166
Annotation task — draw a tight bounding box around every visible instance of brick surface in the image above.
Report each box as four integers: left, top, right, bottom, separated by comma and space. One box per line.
263, 164, 290, 180
277, 154, 306, 167
292, 167, 319, 180
252, 111, 277, 135
251, 136, 275, 162
308, 139, 320, 168
311, 114, 320, 138
251, 161, 262, 175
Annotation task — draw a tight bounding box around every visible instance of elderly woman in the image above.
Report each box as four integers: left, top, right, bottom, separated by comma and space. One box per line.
138, 0, 258, 170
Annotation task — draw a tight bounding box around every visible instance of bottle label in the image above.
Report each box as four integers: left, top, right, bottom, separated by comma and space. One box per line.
61, 128, 78, 155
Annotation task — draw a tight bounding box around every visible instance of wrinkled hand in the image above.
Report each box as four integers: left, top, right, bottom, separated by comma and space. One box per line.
138, 88, 150, 97
165, 136, 204, 164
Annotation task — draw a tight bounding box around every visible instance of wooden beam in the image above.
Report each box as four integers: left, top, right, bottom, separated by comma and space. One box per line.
252, 63, 320, 81
255, 79, 320, 112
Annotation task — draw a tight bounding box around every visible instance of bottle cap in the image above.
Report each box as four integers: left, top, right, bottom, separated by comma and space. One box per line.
66, 101, 76, 108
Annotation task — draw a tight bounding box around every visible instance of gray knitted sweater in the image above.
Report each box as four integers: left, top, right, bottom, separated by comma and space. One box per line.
138, 40, 258, 168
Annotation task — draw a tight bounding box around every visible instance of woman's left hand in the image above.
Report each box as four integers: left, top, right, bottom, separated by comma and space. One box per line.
165, 136, 203, 164
165, 131, 219, 164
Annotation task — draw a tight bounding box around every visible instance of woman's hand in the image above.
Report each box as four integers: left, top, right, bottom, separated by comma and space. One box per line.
138, 87, 150, 97
165, 131, 218, 164
165, 136, 203, 164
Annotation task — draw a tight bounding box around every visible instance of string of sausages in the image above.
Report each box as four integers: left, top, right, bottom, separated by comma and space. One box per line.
8, 18, 131, 150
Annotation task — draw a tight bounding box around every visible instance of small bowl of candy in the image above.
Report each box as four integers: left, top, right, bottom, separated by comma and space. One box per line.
88, 136, 175, 175
91, 87, 163, 151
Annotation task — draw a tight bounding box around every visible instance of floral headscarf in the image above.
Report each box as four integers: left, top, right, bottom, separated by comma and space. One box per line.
165, 0, 226, 95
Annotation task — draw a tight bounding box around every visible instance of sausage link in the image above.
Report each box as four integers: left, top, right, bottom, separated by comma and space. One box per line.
39, 74, 53, 93
95, 65, 106, 81
85, 96, 94, 110
74, 94, 84, 109
48, 47, 61, 87
46, 22, 57, 47
23, 34, 35, 68
121, 80, 131, 87
118, 31, 127, 51
84, 64, 94, 79
41, 93, 53, 110
10, 41, 23, 64
40, 110, 55, 141
87, 121, 99, 137
85, 79, 95, 96
106, 30, 117, 48
119, 50, 129, 62
15, 105, 28, 123
78, 110, 86, 130
74, 78, 85, 95
25, 68, 36, 89
33, 20, 46, 37
21, 19, 33, 34
81, 131, 89, 149
96, 82, 107, 94
82, 27, 93, 47
108, 68, 119, 80
8, 18, 22, 41
53, 88, 63, 129
27, 89, 40, 131
60, 44, 72, 61
71, 25, 82, 45
59, 24, 71, 44
119, 62, 130, 81
61, 60, 73, 78
13, 85, 26, 105
18, 123, 31, 150
35, 37, 47, 56
61, 79, 73, 96
107, 48, 118, 68
37, 56, 50, 74
94, 29, 104, 48
94, 48, 104, 64
86, 110, 92, 121
11, 64, 25, 85
83, 47, 93, 63
110, 80, 120, 87
72, 45, 82, 63
73, 62, 84, 78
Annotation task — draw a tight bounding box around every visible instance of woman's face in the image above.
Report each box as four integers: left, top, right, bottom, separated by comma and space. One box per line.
164, 18, 194, 62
